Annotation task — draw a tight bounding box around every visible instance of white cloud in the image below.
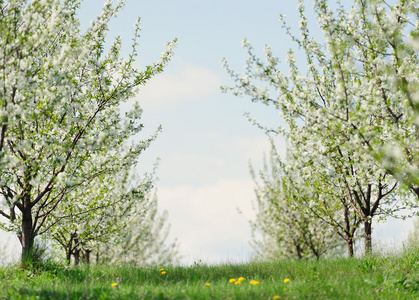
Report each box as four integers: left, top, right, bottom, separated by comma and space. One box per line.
157, 178, 257, 265
215, 134, 287, 163
0, 229, 21, 266
147, 133, 286, 187
136, 65, 220, 110
158, 152, 226, 186
372, 216, 416, 254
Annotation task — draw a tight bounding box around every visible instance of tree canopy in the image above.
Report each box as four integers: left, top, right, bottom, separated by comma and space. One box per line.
0, 0, 177, 263
223, 0, 419, 256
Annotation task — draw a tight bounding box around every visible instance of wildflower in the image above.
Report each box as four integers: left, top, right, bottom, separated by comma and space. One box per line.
229, 278, 236, 283
273, 296, 281, 299
205, 283, 210, 287
234, 281, 241, 285
238, 277, 245, 282
161, 271, 166, 275
249, 280, 260, 285
283, 278, 290, 283
111, 282, 118, 287
116, 260, 120, 263
159, 268, 164, 272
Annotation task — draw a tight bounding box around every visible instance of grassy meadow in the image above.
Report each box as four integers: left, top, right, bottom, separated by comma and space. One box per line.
2, 247, 419, 300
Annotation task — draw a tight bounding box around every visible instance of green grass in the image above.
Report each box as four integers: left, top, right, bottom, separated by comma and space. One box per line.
2, 250, 419, 299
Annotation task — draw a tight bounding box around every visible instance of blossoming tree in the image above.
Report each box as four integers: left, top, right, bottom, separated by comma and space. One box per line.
222, 0, 417, 254
48, 168, 179, 266
18, 169, 179, 266
250, 148, 342, 260
97, 193, 180, 267
313, 0, 419, 199
0, 0, 176, 262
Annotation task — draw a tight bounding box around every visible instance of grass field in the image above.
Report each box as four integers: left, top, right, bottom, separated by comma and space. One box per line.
2, 249, 419, 299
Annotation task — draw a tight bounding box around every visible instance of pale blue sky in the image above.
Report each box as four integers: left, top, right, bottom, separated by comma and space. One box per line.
1, 0, 414, 265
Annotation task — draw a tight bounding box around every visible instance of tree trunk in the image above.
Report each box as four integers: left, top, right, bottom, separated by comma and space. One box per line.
66, 251, 72, 265
293, 239, 303, 259
74, 238, 80, 266
84, 249, 91, 265
21, 207, 35, 262
74, 248, 80, 266
346, 237, 354, 257
343, 201, 354, 257
364, 219, 372, 254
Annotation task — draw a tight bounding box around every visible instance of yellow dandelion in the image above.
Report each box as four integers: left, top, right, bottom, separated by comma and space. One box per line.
159, 268, 164, 272
116, 260, 120, 263
238, 277, 245, 282
249, 280, 260, 285
234, 281, 241, 285
111, 282, 118, 287
273, 296, 281, 300
283, 278, 290, 283
205, 283, 210, 287
229, 278, 236, 283
161, 271, 166, 275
